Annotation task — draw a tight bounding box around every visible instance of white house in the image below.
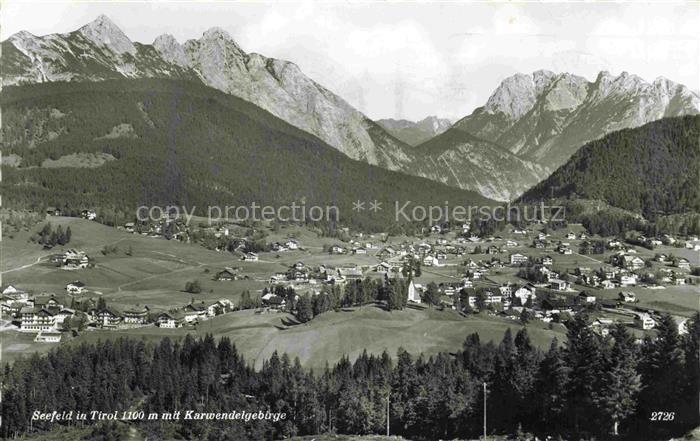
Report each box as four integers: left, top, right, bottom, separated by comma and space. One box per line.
498, 285, 513, 297
635, 314, 656, 330
549, 279, 570, 291
558, 245, 573, 255
122, 307, 149, 325
608, 239, 623, 249
676, 258, 691, 270
619, 291, 637, 303
34, 331, 62, 343
618, 274, 638, 287
20, 307, 56, 332
579, 292, 597, 303
601, 280, 615, 289
183, 304, 207, 322
514, 285, 536, 305
2, 284, 23, 295
65, 281, 86, 294
157, 312, 184, 328
207, 299, 232, 317
54, 308, 75, 324
423, 255, 439, 267
510, 253, 528, 265
619, 255, 645, 270
485, 293, 502, 304
375, 262, 392, 273
242, 252, 259, 262
81, 210, 97, 220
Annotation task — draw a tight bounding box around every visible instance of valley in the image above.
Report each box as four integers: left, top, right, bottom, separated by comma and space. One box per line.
1, 9, 699, 441
3, 215, 698, 369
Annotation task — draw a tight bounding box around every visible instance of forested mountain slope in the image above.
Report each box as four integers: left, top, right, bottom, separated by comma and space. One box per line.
518, 115, 700, 219
0, 79, 496, 230
2, 16, 419, 170
450, 70, 700, 173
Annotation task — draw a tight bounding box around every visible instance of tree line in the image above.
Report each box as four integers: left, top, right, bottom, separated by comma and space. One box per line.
30, 222, 72, 248
2, 312, 697, 440
258, 277, 411, 324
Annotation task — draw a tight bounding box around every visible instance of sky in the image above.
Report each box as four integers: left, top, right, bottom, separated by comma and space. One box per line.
2, 1, 699, 121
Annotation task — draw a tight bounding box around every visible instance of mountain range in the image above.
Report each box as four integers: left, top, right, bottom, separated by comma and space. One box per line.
449, 70, 700, 172
376, 116, 452, 146
3, 15, 411, 170
0, 79, 495, 231
3, 15, 700, 203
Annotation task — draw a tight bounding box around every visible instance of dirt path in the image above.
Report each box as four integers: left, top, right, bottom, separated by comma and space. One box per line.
1, 256, 45, 274
574, 252, 604, 264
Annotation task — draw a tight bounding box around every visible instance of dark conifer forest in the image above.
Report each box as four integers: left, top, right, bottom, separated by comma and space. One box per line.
3, 313, 698, 440
0, 80, 495, 232
519, 115, 700, 219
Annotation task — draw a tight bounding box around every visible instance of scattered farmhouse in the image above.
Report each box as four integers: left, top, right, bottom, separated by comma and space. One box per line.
510, 253, 528, 265
242, 252, 259, 262
215, 267, 240, 281
619, 291, 637, 303
66, 281, 86, 294
635, 313, 656, 330
157, 311, 185, 328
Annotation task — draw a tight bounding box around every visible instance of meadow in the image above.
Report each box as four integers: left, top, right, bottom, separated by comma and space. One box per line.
64, 304, 564, 371
2, 217, 696, 370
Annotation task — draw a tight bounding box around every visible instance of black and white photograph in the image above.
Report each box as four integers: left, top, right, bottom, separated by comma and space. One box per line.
0, 1, 699, 440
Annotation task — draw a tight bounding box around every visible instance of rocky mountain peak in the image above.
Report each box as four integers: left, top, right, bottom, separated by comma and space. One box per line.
484, 73, 538, 120
78, 14, 136, 56
532, 69, 557, 93
418, 116, 452, 132
190, 27, 246, 60
153, 34, 188, 66
202, 27, 234, 41
595, 70, 614, 82
591, 70, 667, 100
484, 70, 591, 119
9, 30, 36, 42
614, 71, 645, 90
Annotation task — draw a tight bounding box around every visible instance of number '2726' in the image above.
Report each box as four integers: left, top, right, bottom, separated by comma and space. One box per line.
650, 411, 675, 421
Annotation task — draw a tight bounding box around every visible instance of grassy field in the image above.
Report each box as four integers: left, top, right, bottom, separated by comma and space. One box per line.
1, 217, 283, 310
1, 328, 59, 364
61, 304, 564, 371
3, 218, 695, 371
